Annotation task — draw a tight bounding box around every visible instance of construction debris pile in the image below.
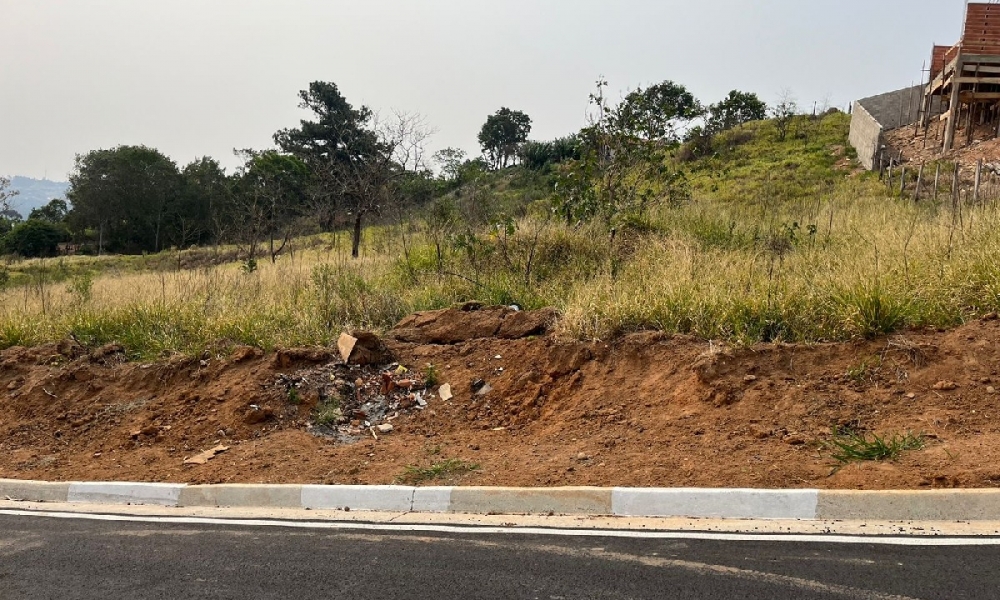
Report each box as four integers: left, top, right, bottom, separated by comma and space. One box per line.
274, 332, 446, 442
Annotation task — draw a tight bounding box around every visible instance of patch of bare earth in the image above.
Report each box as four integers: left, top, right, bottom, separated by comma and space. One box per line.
3, 306, 1000, 490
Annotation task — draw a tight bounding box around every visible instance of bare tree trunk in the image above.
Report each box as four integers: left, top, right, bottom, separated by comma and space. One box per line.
352, 213, 363, 258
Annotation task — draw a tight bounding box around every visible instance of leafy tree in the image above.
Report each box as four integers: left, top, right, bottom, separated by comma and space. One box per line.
555, 79, 690, 228
771, 91, 798, 141
274, 81, 378, 235
66, 146, 183, 254
478, 108, 532, 170
230, 150, 310, 263
29, 199, 69, 223
707, 90, 767, 133
2, 219, 66, 257
613, 81, 703, 143
520, 136, 581, 171
434, 147, 467, 181
274, 82, 379, 167
178, 157, 231, 247
276, 82, 435, 257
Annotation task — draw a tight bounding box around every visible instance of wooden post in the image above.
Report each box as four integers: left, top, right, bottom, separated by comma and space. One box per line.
944, 64, 962, 151
934, 163, 941, 202
900, 165, 907, 196
953, 162, 961, 209
887, 163, 894, 190
975, 158, 983, 203
914, 162, 925, 201
965, 104, 977, 146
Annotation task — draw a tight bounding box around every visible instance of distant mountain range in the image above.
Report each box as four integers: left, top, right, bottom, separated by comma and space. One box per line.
5, 176, 70, 218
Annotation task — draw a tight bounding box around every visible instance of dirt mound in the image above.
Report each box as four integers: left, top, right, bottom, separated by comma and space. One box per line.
4, 308, 1000, 489
391, 304, 559, 345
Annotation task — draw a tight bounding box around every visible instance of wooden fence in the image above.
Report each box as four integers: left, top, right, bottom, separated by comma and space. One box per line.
877, 149, 1000, 205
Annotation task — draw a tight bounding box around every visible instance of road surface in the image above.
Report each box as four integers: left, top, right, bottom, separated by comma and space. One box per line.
1, 511, 997, 599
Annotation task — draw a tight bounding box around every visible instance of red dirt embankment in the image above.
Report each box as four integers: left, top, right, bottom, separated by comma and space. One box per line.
3, 305, 1000, 490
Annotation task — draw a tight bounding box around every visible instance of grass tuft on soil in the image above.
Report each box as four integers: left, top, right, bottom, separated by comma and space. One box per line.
398, 459, 481, 484
826, 429, 926, 466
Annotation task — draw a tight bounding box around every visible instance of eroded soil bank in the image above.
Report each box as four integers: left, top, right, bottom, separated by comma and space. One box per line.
4, 305, 1000, 490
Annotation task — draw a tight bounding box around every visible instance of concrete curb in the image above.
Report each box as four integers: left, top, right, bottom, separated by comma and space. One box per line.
5, 479, 1000, 520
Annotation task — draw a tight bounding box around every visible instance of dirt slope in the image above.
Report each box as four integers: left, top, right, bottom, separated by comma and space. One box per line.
3, 306, 1000, 490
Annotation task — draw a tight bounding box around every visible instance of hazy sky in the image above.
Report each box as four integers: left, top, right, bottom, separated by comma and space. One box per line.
1, 0, 968, 181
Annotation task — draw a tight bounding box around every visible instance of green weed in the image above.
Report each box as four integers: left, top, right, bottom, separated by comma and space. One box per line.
423, 363, 440, 387
827, 428, 925, 466
399, 459, 480, 484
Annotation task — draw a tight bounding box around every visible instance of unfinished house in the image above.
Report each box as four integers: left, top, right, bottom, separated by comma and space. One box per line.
924, 2, 1000, 151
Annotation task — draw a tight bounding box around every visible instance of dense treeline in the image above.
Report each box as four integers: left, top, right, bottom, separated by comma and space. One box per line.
0, 80, 771, 258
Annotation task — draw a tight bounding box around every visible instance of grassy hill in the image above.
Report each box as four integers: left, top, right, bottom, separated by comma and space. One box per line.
3, 111, 999, 357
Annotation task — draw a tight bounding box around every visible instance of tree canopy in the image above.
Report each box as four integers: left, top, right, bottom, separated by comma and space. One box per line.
67, 145, 183, 254
478, 108, 532, 170
613, 81, 703, 143
706, 90, 768, 133
1, 219, 66, 257
274, 81, 381, 168
29, 199, 69, 224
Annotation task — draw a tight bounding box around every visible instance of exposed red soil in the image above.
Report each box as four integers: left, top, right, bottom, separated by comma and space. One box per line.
4, 306, 1000, 490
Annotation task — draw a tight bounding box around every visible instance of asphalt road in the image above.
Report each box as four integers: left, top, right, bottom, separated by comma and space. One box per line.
1, 513, 998, 599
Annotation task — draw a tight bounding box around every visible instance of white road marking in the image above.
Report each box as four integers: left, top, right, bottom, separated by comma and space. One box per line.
3, 508, 1000, 546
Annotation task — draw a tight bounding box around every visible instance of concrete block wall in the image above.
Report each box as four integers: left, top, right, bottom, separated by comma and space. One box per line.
849, 84, 940, 171
849, 102, 882, 171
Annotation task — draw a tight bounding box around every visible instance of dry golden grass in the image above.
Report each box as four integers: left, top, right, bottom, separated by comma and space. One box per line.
3, 185, 1000, 357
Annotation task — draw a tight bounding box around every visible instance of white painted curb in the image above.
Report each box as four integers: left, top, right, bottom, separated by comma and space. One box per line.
67, 482, 185, 507
301, 485, 415, 512
612, 488, 819, 520
7, 479, 1000, 521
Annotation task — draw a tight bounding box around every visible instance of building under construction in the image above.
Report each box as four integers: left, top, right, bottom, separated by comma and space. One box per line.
850, 2, 1000, 170
924, 2, 1000, 151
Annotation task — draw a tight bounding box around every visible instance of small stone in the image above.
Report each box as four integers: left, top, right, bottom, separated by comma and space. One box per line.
376, 424, 394, 434
576, 452, 590, 462
906, 393, 917, 399
933, 381, 959, 391
743, 375, 758, 383
783, 435, 807, 446
476, 383, 493, 396
989, 387, 998, 394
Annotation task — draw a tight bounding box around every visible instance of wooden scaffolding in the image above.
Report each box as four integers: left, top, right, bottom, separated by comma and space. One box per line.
924, 2, 1000, 151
